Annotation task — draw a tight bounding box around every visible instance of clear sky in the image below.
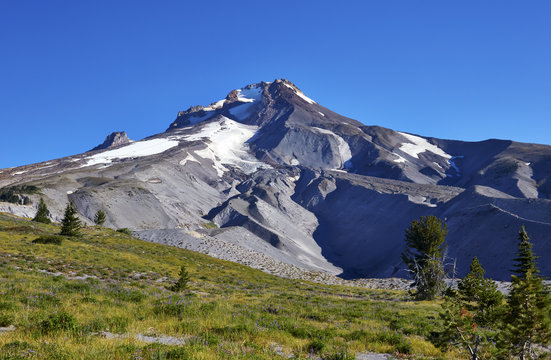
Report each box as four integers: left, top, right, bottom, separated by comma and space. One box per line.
1, 1, 550, 168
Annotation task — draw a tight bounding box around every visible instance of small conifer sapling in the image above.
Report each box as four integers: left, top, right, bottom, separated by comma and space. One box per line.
170, 265, 191, 292
60, 200, 82, 236
94, 210, 106, 226
33, 198, 51, 224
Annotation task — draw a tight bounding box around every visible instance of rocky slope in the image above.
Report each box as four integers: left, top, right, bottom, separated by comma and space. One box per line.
1, 79, 550, 280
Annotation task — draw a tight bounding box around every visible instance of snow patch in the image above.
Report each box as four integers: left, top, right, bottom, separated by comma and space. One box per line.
318, 111, 325, 117
84, 138, 179, 166
182, 117, 270, 176
179, 153, 200, 166
229, 102, 256, 121
283, 83, 316, 104
525, 162, 531, 166
312, 127, 352, 169
12, 170, 27, 175
36, 163, 56, 170
203, 99, 225, 112
397, 132, 451, 160
393, 155, 407, 164
236, 87, 262, 103
290, 158, 300, 166
408, 195, 437, 208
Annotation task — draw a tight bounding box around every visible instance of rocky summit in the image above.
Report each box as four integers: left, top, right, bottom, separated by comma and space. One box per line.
1, 79, 550, 280
90, 131, 133, 151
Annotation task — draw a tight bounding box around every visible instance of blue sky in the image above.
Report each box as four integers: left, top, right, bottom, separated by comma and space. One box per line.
1, 1, 550, 168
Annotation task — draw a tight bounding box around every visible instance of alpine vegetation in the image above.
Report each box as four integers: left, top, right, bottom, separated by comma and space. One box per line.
60, 200, 82, 236
497, 227, 551, 359
434, 257, 504, 359
1, 79, 551, 358
32, 197, 51, 224
94, 210, 106, 226
402, 216, 448, 300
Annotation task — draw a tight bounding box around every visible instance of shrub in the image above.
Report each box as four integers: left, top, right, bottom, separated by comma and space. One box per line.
323, 350, 355, 360
166, 346, 191, 359
0, 314, 14, 327
396, 341, 413, 354
116, 228, 132, 235
202, 222, 218, 229
0, 302, 15, 311
307, 338, 326, 353
32, 235, 63, 245
39, 312, 79, 334
86, 318, 107, 332
106, 287, 145, 303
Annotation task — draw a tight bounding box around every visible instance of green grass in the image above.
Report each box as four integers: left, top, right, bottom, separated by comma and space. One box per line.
0, 212, 456, 359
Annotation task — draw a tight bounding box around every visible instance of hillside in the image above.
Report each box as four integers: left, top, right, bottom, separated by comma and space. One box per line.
1, 79, 551, 280
0, 213, 459, 359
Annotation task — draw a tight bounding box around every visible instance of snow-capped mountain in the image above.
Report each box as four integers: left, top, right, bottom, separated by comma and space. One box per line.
1, 79, 551, 280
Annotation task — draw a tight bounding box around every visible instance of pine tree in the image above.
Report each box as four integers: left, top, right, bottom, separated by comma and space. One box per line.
435, 257, 503, 359
60, 200, 82, 236
402, 215, 448, 300
170, 265, 191, 292
497, 227, 551, 360
94, 210, 106, 226
32, 198, 51, 224
458, 257, 504, 326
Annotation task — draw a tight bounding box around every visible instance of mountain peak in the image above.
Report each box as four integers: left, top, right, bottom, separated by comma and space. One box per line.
90, 131, 132, 151
167, 79, 318, 130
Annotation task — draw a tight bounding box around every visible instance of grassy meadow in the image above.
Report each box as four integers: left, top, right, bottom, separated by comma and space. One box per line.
0, 213, 460, 359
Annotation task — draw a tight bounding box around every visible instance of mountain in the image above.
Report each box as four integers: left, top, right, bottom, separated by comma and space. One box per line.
1, 79, 550, 280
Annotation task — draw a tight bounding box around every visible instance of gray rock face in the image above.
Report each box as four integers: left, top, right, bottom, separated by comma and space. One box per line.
91, 131, 132, 151
2, 79, 551, 281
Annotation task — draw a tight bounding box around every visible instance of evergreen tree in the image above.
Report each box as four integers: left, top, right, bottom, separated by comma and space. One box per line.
170, 265, 191, 292
497, 227, 551, 360
402, 215, 448, 300
32, 198, 51, 224
435, 257, 503, 359
458, 257, 504, 326
94, 210, 106, 226
60, 200, 82, 236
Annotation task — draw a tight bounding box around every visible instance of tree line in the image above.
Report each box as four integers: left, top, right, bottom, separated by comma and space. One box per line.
32, 197, 106, 235
403, 215, 550, 359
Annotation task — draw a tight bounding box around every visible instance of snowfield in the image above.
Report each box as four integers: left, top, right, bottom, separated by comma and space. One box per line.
229, 102, 256, 121
182, 117, 270, 176
84, 138, 180, 166
397, 132, 451, 160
